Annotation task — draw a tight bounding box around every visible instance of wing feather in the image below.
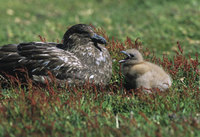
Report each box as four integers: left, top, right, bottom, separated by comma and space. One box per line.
16, 42, 85, 81
0, 44, 24, 69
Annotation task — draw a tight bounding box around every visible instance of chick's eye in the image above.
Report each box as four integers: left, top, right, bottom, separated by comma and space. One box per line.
130, 54, 135, 57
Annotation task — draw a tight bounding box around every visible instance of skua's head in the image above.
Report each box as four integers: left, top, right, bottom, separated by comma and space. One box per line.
62, 24, 106, 51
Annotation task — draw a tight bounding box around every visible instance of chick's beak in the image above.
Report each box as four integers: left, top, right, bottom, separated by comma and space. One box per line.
119, 51, 131, 63
120, 51, 131, 57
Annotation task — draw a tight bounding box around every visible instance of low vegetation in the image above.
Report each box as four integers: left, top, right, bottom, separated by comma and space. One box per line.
0, 32, 199, 136
0, 0, 199, 136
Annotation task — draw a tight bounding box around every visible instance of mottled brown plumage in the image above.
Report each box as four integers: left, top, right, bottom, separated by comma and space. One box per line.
119, 49, 172, 93
0, 24, 112, 85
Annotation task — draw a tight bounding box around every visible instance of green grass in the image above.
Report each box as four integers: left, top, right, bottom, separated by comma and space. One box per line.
0, 0, 199, 57
0, 0, 200, 136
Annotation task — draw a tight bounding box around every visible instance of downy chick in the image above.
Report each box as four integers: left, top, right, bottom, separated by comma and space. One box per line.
119, 49, 172, 93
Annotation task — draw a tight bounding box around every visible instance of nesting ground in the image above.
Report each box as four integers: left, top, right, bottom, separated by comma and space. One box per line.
0, 0, 199, 136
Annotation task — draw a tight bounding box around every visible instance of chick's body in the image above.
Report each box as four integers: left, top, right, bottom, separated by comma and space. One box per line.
120, 49, 172, 93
